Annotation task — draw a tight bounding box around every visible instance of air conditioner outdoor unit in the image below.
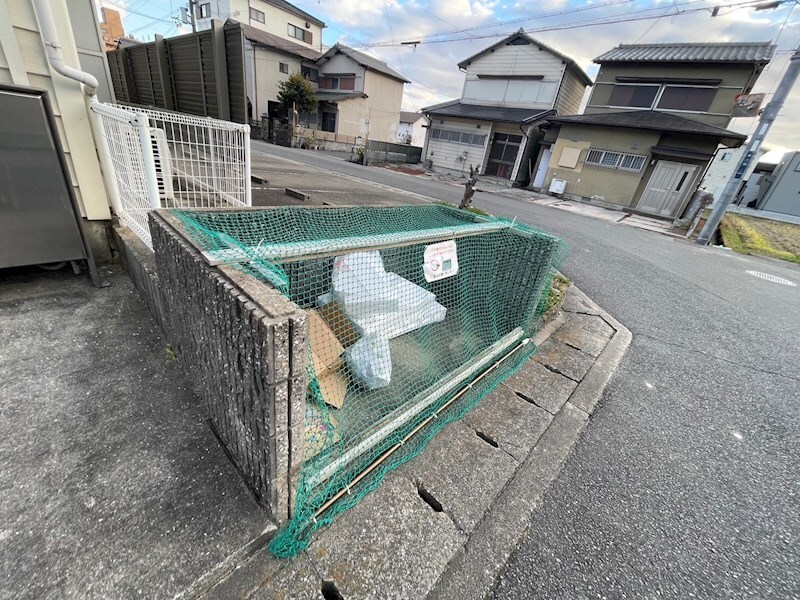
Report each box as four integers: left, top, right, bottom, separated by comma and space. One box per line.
549, 178, 567, 195
149, 127, 175, 202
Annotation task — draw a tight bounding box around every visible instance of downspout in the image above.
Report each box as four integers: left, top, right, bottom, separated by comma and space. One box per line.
32, 0, 122, 217
32, 0, 99, 97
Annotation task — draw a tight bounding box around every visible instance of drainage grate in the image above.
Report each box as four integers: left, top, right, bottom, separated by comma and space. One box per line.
745, 270, 797, 286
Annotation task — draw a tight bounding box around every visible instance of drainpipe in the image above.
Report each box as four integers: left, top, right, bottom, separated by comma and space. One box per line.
32, 0, 122, 218
32, 0, 99, 97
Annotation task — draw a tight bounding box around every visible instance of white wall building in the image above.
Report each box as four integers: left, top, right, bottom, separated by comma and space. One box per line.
421, 30, 591, 183
397, 111, 425, 146
195, 0, 324, 52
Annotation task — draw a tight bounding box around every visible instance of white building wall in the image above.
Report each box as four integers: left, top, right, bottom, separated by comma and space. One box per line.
318, 54, 366, 91
397, 117, 425, 145
197, 0, 323, 51
700, 144, 765, 200
460, 42, 565, 109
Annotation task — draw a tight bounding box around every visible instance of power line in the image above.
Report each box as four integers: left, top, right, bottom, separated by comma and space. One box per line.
357, 0, 768, 49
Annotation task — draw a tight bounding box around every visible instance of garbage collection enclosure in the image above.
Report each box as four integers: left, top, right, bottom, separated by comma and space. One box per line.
161, 204, 566, 556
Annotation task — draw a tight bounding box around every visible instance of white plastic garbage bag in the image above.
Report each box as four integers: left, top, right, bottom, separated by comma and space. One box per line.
332, 251, 446, 339
346, 335, 392, 390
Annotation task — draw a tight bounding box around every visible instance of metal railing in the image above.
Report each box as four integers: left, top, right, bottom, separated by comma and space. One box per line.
91, 102, 251, 248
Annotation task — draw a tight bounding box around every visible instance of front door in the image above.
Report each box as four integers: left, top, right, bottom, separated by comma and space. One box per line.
638, 160, 697, 217
485, 133, 522, 179
532, 146, 552, 189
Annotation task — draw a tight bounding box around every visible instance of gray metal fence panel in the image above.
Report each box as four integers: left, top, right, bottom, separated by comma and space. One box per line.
365, 140, 423, 164
106, 22, 247, 124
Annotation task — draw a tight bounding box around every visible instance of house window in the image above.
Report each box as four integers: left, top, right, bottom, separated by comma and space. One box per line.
250, 8, 265, 23
657, 86, 716, 112
319, 76, 355, 91
288, 24, 313, 44
608, 84, 659, 109
585, 148, 647, 173
301, 65, 319, 82
196, 3, 210, 18
279, 62, 289, 74
321, 112, 336, 132
429, 128, 486, 146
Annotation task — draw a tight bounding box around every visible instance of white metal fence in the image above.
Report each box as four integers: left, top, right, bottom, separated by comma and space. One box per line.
91, 102, 251, 248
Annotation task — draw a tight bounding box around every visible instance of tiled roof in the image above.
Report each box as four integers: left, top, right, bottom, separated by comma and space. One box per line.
457, 29, 593, 87
423, 100, 554, 124
594, 42, 775, 64
547, 110, 746, 140
262, 0, 325, 27
318, 44, 411, 83
235, 21, 321, 61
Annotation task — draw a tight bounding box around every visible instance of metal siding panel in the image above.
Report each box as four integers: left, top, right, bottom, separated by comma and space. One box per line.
225, 25, 247, 124
146, 45, 165, 106
199, 32, 218, 118
168, 36, 206, 116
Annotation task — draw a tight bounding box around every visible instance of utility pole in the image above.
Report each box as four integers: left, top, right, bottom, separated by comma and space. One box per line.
696, 39, 800, 245
188, 0, 198, 33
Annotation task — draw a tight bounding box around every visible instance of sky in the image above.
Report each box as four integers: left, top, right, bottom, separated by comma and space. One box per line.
106, 0, 799, 154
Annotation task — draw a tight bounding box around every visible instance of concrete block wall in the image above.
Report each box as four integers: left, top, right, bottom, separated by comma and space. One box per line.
112, 225, 167, 332
148, 212, 308, 525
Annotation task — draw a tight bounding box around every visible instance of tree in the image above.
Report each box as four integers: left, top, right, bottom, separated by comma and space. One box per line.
459, 165, 480, 209
276, 73, 318, 116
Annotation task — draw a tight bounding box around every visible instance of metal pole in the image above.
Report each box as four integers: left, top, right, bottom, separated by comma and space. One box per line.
243, 124, 252, 206
696, 41, 800, 245
188, 0, 197, 33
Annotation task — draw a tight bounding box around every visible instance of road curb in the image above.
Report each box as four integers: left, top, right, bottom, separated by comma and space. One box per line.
426, 285, 631, 600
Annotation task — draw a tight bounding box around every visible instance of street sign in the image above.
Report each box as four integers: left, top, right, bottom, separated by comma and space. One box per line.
732, 93, 766, 118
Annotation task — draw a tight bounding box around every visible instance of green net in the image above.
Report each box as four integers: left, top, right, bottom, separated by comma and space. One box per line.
172, 204, 567, 557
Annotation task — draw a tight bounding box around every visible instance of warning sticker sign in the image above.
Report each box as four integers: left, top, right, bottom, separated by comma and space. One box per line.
423, 240, 459, 282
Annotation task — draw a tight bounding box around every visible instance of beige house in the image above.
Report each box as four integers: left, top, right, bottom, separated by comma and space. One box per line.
239, 22, 322, 121
1, 0, 113, 257
536, 42, 775, 219
195, 0, 324, 52
314, 44, 409, 144
421, 30, 591, 184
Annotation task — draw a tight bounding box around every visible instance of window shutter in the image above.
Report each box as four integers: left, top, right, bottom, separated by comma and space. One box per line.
304, 30, 313, 44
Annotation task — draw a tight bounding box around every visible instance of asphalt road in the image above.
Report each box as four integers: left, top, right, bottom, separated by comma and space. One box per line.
253, 143, 800, 598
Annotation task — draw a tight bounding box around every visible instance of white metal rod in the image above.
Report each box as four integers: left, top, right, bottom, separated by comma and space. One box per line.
136, 114, 162, 210
201, 221, 510, 265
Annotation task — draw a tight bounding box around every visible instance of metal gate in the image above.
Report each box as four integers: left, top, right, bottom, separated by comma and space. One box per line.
91, 102, 251, 249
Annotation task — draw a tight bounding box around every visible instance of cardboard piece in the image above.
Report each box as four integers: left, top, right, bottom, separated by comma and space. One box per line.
317, 300, 359, 348
308, 309, 348, 408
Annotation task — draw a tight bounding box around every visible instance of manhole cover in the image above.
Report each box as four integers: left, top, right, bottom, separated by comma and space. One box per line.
745, 270, 797, 286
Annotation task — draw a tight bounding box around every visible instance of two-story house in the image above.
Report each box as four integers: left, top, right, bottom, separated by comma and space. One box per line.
535, 42, 776, 219
421, 30, 592, 184
237, 21, 323, 122
195, 0, 324, 51
314, 43, 410, 144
